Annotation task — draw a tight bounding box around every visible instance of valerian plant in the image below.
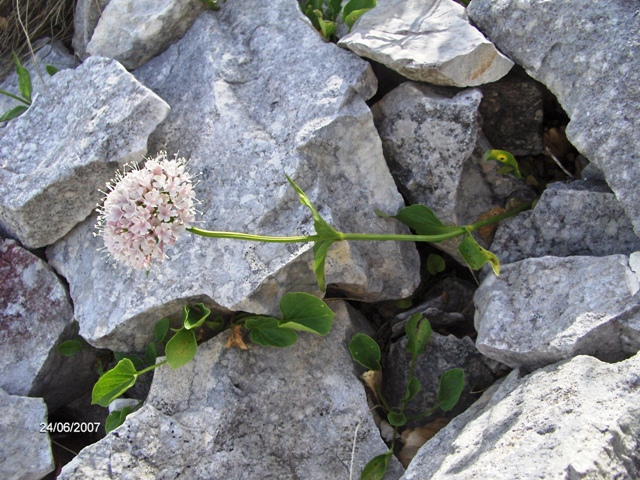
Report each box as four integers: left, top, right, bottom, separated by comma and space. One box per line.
349, 314, 464, 480
301, 0, 377, 41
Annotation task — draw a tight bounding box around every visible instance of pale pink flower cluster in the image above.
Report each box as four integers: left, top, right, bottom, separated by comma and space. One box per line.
96, 152, 196, 271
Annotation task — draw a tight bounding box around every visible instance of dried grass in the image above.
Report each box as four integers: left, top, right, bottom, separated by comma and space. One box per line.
0, 0, 75, 78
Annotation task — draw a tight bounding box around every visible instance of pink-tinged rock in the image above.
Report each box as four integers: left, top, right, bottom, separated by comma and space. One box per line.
0, 239, 97, 410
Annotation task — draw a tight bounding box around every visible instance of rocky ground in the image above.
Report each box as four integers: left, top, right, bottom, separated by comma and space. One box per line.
1, 0, 639, 479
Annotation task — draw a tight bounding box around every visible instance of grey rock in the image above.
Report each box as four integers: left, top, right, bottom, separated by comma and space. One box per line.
372, 82, 532, 262
0, 388, 54, 480
59, 301, 403, 479
401, 353, 640, 480
0, 239, 98, 411
491, 180, 640, 265
0, 56, 170, 249
338, 0, 513, 87
48, 4, 419, 351
478, 66, 544, 156
86, 0, 206, 69
0, 39, 76, 115
474, 254, 640, 371
383, 332, 496, 427
467, 0, 640, 238
72, 0, 110, 60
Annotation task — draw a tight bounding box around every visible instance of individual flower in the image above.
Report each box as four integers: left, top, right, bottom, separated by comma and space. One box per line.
96, 152, 196, 271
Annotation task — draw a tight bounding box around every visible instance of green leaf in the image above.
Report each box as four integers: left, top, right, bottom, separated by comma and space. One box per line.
286, 175, 341, 239
405, 313, 432, 356
182, 303, 212, 330
57, 339, 84, 357
278, 292, 334, 335
105, 405, 135, 434
387, 411, 406, 427
438, 368, 465, 412
427, 253, 446, 275
13, 53, 32, 103
314, 11, 336, 39
0, 105, 28, 122
349, 333, 381, 371
403, 376, 421, 403
91, 359, 138, 407
165, 327, 197, 369
328, 0, 343, 17
154, 318, 170, 343
114, 352, 144, 371
312, 240, 334, 292
377, 204, 461, 237
360, 451, 392, 480
45, 65, 59, 76
484, 149, 522, 179
245, 316, 298, 348
458, 234, 500, 275
342, 0, 376, 30
144, 342, 157, 366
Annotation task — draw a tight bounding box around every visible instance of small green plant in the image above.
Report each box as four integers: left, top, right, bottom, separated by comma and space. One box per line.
485, 149, 523, 179
301, 0, 377, 40
0, 53, 32, 122
201, 0, 226, 10
349, 314, 464, 479
88, 292, 334, 432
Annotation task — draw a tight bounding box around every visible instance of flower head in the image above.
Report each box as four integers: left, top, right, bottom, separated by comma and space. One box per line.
96, 152, 196, 271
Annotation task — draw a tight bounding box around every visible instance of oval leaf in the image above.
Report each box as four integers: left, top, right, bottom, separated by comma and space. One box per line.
13, 53, 32, 103
484, 149, 522, 179
165, 327, 197, 369
278, 292, 334, 335
57, 339, 84, 357
0, 105, 28, 122
154, 318, 170, 343
247, 317, 298, 348
360, 451, 392, 480
377, 204, 462, 237
182, 303, 212, 330
349, 333, 381, 371
144, 342, 158, 366
458, 234, 500, 275
114, 352, 144, 371
403, 376, 421, 403
438, 368, 465, 412
427, 253, 446, 275
405, 313, 432, 356
387, 411, 406, 427
105, 405, 135, 434
91, 358, 138, 407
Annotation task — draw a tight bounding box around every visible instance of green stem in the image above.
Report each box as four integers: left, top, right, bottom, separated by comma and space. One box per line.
187, 201, 532, 245
0, 89, 30, 105
136, 359, 167, 376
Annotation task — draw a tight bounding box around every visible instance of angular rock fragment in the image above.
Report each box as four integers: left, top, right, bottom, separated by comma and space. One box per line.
0, 56, 170, 249
72, 0, 110, 60
401, 353, 640, 479
491, 180, 640, 265
0, 389, 54, 480
0, 239, 98, 410
474, 253, 640, 371
59, 301, 403, 479
339, 0, 513, 87
468, 0, 640, 238
48, 2, 419, 351
86, 0, 206, 69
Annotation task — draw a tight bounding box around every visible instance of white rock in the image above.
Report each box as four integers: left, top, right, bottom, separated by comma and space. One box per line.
339, 0, 513, 87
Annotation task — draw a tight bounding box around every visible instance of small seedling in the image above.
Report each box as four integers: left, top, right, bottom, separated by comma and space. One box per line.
301, 0, 376, 40
349, 313, 464, 479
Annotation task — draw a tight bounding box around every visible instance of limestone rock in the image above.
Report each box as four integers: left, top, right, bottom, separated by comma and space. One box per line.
0, 56, 170, 249
72, 0, 110, 60
401, 353, 640, 479
467, 0, 640, 238
338, 0, 513, 87
48, 3, 419, 351
0, 239, 99, 411
382, 332, 496, 427
372, 82, 532, 262
0, 388, 54, 480
491, 180, 640, 265
474, 254, 640, 371
0, 39, 76, 115
59, 301, 403, 479
86, 0, 206, 69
